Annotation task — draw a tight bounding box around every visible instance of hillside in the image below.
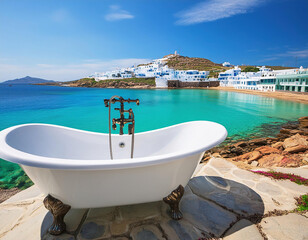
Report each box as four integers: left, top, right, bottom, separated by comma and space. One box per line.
166, 55, 227, 71
1, 76, 55, 85
59, 78, 155, 88
166, 55, 231, 78
239, 65, 294, 71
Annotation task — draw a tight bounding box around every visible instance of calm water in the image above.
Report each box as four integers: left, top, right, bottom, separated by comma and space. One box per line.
1, 84, 308, 188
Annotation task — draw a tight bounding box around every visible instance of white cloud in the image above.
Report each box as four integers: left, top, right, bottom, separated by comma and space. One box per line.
105, 5, 134, 21
285, 49, 308, 58
260, 48, 308, 63
0, 58, 150, 82
176, 0, 265, 25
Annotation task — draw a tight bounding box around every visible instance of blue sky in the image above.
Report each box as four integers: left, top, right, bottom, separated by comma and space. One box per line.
0, 0, 307, 81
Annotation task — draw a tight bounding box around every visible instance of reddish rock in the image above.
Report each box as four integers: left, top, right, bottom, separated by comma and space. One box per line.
279, 156, 301, 167
271, 142, 284, 150
258, 154, 284, 167
299, 116, 308, 128
248, 138, 268, 146
290, 129, 305, 135
247, 151, 263, 163
283, 134, 308, 149
235, 151, 262, 163
233, 152, 250, 161
255, 146, 280, 155
284, 145, 308, 154
280, 128, 291, 135
276, 133, 290, 140
233, 141, 248, 148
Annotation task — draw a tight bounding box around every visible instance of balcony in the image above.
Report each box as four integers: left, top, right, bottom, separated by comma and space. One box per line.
279, 82, 307, 86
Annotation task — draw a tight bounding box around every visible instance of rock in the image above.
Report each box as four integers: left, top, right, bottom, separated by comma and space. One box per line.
258, 154, 284, 167
230, 146, 243, 155
282, 123, 298, 130
248, 138, 268, 146
290, 129, 305, 135
234, 152, 250, 161
271, 141, 283, 150
246, 151, 262, 163
280, 128, 291, 135
250, 161, 259, 167
283, 134, 308, 149
284, 145, 308, 153
255, 146, 281, 155
201, 156, 211, 163
258, 153, 302, 168
279, 156, 302, 167
233, 141, 248, 148
299, 116, 308, 128
212, 153, 221, 158
261, 213, 308, 240
223, 219, 263, 240
303, 153, 308, 163
235, 151, 262, 163
276, 133, 290, 140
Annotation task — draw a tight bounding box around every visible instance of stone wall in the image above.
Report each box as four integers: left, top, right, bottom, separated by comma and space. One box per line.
167, 80, 219, 88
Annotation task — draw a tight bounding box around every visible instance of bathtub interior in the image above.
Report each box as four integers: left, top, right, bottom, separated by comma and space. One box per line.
4, 122, 226, 160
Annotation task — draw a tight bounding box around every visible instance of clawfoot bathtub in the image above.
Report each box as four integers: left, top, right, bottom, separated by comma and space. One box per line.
0, 121, 227, 234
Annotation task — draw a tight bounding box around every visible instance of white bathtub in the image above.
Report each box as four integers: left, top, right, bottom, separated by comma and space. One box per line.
0, 121, 227, 209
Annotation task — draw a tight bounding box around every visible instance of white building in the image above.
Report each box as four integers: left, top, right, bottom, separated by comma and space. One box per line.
218, 66, 242, 87
222, 62, 232, 67
88, 52, 210, 88
155, 69, 210, 88
218, 65, 305, 92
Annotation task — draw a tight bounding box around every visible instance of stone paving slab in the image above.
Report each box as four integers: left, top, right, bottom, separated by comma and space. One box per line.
197, 158, 308, 214
261, 213, 308, 240
1, 157, 308, 240
223, 219, 263, 240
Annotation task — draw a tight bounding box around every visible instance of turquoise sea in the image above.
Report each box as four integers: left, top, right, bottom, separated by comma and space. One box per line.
1, 84, 308, 189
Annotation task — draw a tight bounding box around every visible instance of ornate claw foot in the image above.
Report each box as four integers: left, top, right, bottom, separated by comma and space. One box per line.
43, 194, 71, 235
163, 185, 185, 220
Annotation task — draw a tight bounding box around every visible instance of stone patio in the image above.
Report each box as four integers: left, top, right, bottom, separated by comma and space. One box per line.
1, 158, 308, 240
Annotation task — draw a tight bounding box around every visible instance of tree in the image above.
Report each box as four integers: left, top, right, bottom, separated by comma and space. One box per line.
242, 66, 259, 72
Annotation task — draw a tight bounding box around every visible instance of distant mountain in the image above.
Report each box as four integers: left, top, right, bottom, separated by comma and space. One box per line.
1, 76, 55, 85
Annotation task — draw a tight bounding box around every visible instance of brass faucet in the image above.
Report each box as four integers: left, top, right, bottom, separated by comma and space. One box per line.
104, 97, 139, 135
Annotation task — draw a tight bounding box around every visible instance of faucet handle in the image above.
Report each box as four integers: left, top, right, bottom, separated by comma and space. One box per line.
128, 124, 133, 135
104, 99, 109, 107
127, 98, 140, 105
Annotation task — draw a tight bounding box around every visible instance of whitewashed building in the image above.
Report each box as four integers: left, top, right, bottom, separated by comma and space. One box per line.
88, 52, 210, 88
222, 62, 232, 67
218, 65, 306, 92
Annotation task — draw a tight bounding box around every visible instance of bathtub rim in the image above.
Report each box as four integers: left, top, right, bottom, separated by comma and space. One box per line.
0, 121, 227, 170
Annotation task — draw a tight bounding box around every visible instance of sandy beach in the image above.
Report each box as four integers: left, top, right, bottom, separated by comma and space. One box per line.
210, 87, 308, 104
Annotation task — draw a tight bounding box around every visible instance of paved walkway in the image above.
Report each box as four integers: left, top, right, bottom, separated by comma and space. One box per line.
0, 158, 308, 240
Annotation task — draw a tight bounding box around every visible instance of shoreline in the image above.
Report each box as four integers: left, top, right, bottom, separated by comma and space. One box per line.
35, 83, 308, 104
209, 87, 308, 104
